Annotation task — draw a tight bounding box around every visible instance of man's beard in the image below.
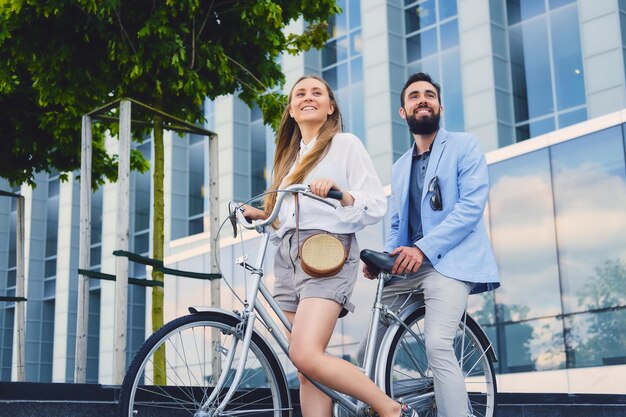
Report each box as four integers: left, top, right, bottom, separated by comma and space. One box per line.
406, 110, 440, 135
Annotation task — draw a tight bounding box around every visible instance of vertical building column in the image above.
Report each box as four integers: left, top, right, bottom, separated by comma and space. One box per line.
579, 0, 626, 118
215, 95, 237, 223
52, 175, 80, 382
361, 1, 403, 185
164, 130, 183, 245
98, 135, 120, 384
457, 0, 502, 152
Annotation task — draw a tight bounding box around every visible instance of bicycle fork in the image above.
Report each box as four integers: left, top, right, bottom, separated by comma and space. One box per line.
197, 311, 258, 416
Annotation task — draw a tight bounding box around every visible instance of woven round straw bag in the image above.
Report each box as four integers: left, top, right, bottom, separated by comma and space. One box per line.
299, 233, 348, 278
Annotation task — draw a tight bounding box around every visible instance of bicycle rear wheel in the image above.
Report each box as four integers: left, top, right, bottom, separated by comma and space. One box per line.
118, 311, 291, 417
381, 307, 497, 417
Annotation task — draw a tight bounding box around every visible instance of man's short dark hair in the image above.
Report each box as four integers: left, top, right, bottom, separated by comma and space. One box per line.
400, 72, 442, 107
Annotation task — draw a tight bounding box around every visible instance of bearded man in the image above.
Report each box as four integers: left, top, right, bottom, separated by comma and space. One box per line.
360, 72, 500, 417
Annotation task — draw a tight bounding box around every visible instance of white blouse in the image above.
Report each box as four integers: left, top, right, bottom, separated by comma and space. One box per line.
273, 132, 387, 239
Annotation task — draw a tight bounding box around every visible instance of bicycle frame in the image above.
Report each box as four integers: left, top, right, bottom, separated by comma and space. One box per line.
197, 200, 395, 415
191, 185, 496, 417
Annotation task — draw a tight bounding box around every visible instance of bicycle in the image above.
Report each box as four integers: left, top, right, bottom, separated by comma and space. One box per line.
118, 184, 498, 417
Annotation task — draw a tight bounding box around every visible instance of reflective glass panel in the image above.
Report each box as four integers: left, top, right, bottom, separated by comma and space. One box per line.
322, 36, 349, 67
406, 28, 438, 62
44, 278, 56, 298
322, 67, 338, 89
329, 0, 347, 38
350, 30, 363, 55
349, 0, 361, 29
507, 0, 545, 25
8, 212, 16, 268
188, 217, 203, 235
511, 17, 553, 120
488, 149, 562, 320
405, 0, 436, 33
565, 309, 626, 368
441, 49, 464, 131
134, 142, 151, 232
549, 0, 575, 10
558, 107, 586, 129
438, 0, 457, 19
45, 259, 57, 278
7, 269, 16, 288
91, 188, 102, 244
90, 246, 101, 268
550, 127, 626, 314
251, 118, 267, 197
500, 318, 565, 373
440, 19, 459, 50
529, 117, 555, 137
551, 6, 585, 111
133, 232, 149, 257
189, 139, 205, 218
351, 56, 363, 83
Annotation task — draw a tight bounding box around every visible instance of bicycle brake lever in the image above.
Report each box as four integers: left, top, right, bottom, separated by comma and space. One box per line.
228, 202, 238, 238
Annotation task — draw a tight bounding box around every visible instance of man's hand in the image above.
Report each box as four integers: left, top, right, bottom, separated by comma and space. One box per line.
390, 246, 425, 275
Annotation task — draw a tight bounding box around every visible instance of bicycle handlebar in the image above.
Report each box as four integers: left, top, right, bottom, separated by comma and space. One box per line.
230, 184, 343, 232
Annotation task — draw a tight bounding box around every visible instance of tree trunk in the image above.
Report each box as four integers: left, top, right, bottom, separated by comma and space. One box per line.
152, 117, 166, 385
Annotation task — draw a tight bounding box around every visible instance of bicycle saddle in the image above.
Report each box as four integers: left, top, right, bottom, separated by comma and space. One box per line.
360, 249, 398, 275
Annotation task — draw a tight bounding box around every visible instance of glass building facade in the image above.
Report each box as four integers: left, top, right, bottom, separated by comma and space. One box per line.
1, 0, 626, 392
508, 0, 587, 140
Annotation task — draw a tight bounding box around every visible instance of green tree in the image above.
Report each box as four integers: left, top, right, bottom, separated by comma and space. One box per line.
1, 0, 339, 383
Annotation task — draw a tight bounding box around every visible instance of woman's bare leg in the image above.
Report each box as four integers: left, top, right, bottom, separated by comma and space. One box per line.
289, 298, 401, 417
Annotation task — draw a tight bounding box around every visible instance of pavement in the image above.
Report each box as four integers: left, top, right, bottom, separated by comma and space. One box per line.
1, 382, 626, 416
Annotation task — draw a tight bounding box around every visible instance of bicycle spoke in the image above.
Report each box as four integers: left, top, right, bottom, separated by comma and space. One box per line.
384, 308, 496, 417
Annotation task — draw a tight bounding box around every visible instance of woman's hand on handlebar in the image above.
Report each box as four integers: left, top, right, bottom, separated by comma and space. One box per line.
239, 204, 268, 221
309, 178, 354, 206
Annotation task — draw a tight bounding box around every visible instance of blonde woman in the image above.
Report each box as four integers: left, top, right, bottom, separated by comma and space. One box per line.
242, 76, 418, 417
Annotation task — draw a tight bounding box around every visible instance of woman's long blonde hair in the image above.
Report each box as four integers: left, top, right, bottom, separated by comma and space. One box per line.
263, 75, 343, 216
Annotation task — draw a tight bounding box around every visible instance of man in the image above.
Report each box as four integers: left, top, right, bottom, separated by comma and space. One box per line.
362, 73, 500, 417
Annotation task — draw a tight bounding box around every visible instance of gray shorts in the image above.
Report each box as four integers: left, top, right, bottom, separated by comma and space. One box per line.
273, 229, 359, 317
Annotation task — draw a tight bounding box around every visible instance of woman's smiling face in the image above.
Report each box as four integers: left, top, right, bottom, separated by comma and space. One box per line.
288, 77, 335, 127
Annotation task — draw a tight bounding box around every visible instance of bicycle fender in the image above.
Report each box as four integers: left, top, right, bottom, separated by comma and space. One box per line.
188, 305, 240, 318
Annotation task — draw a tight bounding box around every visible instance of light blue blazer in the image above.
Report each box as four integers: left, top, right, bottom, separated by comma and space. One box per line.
385, 129, 500, 294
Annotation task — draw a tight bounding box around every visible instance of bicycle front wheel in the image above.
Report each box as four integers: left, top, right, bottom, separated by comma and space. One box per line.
381, 307, 497, 417
119, 311, 291, 417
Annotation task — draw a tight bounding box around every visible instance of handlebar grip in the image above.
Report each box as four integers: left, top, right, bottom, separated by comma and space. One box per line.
327, 189, 343, 200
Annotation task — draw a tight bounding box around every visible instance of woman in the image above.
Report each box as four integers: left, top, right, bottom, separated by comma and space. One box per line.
242, 76, 417, 417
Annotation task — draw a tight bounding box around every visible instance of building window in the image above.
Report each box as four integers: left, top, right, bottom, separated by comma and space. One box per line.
127, 140, 150, 361
188, 134, 206, 235
404, 0, 464, 132
482, 122, 626, 374
322, 0, 365, 142
250, 103, 268, 198
38, 173, 60, 381
550, 126, 626, 367
86, 187, 103, 383
0, 185, 19, 380
507, 0, 586, 141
